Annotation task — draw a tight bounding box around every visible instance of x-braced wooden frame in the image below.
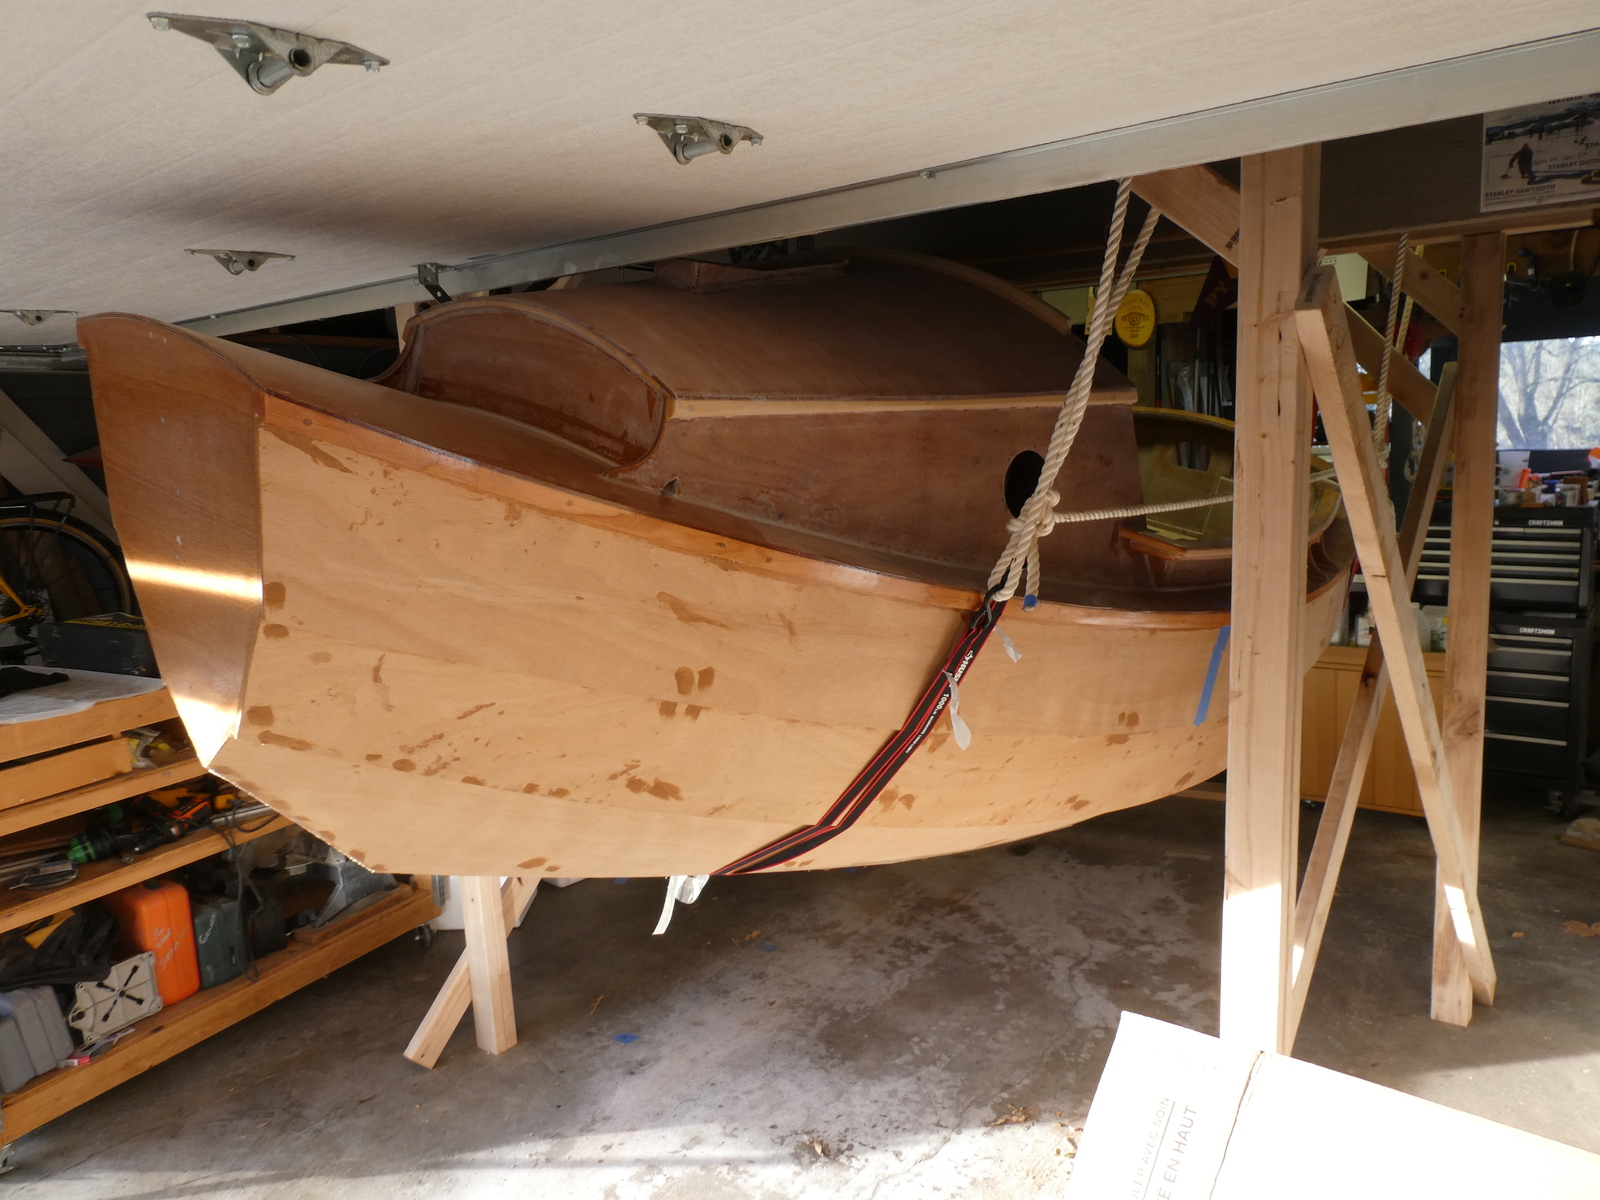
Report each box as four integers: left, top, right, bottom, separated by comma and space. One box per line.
1132, 162, 1502, 1047
404, 875, 536, 1067
1294, 264, 1496, 1006
1288, 360, 1456, 1033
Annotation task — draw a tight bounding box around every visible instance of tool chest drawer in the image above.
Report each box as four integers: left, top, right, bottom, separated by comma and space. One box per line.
1485, 668, 1574, 702
1413, 506, 1594, 612
1484, 694, 1570, 739
1485, 631, 1574, 675
1482, 611, 1594, 793
1484, 731, 1572, 778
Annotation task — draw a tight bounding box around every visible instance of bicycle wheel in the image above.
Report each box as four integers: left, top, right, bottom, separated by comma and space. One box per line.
0, 511, 135, 635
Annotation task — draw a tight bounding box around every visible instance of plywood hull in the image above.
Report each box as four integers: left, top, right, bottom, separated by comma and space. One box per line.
83, 314, 1347, 878
197, 401, 1334, 878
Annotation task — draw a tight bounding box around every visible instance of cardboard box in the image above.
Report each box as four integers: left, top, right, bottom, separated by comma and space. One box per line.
1068, 1012, 1600, 1199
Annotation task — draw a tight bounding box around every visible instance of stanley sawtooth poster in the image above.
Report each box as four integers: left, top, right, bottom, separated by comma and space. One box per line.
1483, 94, 1600, 213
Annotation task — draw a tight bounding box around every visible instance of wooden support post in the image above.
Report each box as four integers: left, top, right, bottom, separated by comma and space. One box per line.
1432, 232, 1506, 1024
404, 876, 538, 1067
1220, 146, 1320, 1054
1288, 364, 1455, 1040
1295, 266, 1496, 1004
460, 875, 517, 1055
1130, 166, 1435, 426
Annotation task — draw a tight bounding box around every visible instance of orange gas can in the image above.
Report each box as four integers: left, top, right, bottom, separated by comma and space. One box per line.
103, 879, 200, 1006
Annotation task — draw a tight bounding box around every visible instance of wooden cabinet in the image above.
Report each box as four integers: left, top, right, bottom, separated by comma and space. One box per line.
1300, 644, 1446, 816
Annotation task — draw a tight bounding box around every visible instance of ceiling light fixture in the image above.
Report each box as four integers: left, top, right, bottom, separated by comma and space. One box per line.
185, 248, 295, 275
148, 12, 389, 95
635, 114, 763, 164
2, 310, 77, 327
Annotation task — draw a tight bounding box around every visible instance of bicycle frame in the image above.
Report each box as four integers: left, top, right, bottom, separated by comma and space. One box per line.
0, 573, 42, 627
0, 492, 78, 629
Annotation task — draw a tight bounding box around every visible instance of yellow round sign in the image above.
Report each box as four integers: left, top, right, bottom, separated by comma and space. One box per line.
1114, 288, 1157, 347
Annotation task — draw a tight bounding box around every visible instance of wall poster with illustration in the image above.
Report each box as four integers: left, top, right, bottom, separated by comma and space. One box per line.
1482, 93, 1600, 213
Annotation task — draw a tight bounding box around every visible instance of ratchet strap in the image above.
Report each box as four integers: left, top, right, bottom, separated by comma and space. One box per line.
713, 593, 1008, 876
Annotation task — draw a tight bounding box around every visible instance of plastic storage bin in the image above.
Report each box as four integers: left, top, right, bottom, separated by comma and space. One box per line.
104, 879, 200, 1006
0, 987, 74, 1086
192, 895, 248, 989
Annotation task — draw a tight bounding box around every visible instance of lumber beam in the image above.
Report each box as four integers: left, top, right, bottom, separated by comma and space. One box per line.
1130, 168, 1433, 425
1432, 233, 1506, 1024
1294, 265, 1496, 1004
461, 875, 518, 1055
1131, 165, 1242, 264
1220, 146, 1319, 1054
1319, 205, 1599, 254
405, 876, 538, 1067
1288, 363, 1455, 1042
1344, 309, 1435, 425
1359, 247, 1464, 336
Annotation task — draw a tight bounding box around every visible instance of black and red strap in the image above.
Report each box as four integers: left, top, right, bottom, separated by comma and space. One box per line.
713, 592, 1008, 876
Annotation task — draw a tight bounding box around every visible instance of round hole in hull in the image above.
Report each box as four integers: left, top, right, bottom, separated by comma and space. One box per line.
1004, 450, 1044, 518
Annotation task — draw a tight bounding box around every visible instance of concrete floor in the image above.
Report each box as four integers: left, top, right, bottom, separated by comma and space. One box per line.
9, 791, 1599, 1198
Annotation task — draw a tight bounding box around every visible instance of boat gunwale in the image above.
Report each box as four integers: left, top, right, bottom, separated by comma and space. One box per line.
262, 392, 1355, 633
664, 393, 1136, 417
84, 313, 1344, 634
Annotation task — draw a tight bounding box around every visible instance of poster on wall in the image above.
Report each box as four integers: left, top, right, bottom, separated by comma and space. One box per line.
1481, 93, 1600, 212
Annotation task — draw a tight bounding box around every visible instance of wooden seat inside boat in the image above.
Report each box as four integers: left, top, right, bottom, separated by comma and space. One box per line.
1119, 408, 1345, 591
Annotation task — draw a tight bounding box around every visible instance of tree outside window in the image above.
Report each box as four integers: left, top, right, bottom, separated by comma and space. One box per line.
1499, 337, 1600, 449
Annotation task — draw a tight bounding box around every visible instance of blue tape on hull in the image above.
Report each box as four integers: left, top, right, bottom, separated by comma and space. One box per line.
1194, 625, 1230, 726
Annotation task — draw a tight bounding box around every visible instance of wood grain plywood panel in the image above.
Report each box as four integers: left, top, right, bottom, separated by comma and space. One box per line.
79, 317, 263, 764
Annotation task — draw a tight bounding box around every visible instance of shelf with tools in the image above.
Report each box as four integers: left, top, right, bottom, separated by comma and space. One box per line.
0, 753, 204, 840
0, 672, 440, 1146
0, 814, 292, 936
0, 880, 438, 1142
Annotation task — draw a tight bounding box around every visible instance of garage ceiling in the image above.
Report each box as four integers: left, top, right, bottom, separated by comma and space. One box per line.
3, 2, 1598, 346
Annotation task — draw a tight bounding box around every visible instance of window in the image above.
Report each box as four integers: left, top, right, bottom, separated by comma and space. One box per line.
1498, 336, 1600, 449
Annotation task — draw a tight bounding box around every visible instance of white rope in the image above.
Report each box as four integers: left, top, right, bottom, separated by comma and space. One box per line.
1039, 465, 1341, 527
1048, 493, 1233, 524
1372, 235, 1414, 457
987, 186, 1359, 568
988, 179, 1162, 606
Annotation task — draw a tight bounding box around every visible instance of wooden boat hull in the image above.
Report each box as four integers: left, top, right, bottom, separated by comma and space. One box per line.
82, 312, 1348, 878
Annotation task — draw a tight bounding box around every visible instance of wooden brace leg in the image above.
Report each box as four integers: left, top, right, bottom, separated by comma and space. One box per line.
1288, 365, 1456, 1040
405, 876, 537, 1067
1433, 231, 1507, 1024
1295, 266, 1496, 1004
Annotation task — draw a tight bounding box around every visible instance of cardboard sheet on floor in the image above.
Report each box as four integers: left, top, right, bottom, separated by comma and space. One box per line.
1068, 1012, 1600, 1199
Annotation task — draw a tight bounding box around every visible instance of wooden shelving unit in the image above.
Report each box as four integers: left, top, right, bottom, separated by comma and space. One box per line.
0, 815, 292, 935
1, 882, 437, 1141
0, 753, 204, 840
0, 676, 440, 1143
